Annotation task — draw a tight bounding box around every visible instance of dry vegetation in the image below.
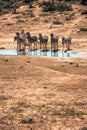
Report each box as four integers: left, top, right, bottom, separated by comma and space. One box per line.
0, 0, 87, 130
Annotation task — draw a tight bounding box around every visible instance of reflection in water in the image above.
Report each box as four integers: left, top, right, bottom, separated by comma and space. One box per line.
28, 50, 37, 56
41, 50, 48, 56
51, 51, 58, 57
0, 49, 82, 58
62, 52, 70, 57
66, 53, 70, 57
17, 50, 26, 55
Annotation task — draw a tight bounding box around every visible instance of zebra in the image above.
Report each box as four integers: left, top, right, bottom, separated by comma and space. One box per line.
50, 33, 59, 52
38, 33, 48, 51
26, 32, 38, 50
14, 32, 26, 51
61, 36, 72, 51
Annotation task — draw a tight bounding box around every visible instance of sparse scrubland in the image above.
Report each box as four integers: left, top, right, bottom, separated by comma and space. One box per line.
0, 0, 87, 130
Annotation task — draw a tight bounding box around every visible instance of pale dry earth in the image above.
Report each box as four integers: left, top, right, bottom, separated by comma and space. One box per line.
0, 3, 87, 130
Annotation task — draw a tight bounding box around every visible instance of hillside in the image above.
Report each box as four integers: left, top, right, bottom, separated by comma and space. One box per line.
0, 1, 87, 130
0, 0, 87, 51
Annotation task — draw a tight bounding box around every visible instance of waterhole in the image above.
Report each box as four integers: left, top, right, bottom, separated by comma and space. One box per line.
0, 49, 82, 58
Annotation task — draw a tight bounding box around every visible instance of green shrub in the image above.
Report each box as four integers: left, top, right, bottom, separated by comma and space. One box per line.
53, 19, 63, 25
40, 1, 72, 12
80, 0, 87, 5
80, 27, 87, 31
81, 10, 87, 15
41, 1, 56, 12
23, 0, 38, 4
29, 3, 33, 8
65, 13, 74, 20
58, 2, 72, 12
0, 95, 12, 100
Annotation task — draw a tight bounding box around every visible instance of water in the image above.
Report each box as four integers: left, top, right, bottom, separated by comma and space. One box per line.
0, 49, 82, 58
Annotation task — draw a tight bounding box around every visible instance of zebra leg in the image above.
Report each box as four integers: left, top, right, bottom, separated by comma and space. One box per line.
44, 43, 45, 50
57, 42, 58, 51
33, 43, 35, 50
62, 43, 64, 51
51, 42, 53, 56
67, 42, 70, 50
67, 43, 69, 50
40, 43, 42, 51
68, 42, 70, 50
28, 41, 30, 50
42, 43, 44, 50
23, 44, 25, 50
17, 43, 19, 51
28, 43, 30, 50
19, 43, 21, 51
40, 43, 41, 50
42, 44, 44, 51
55, 42, 57, 51
46, 42, 47, 50
33, 42, 36, 50
54, 42, 56, 51
35, 42, 37, 50
51, 43, 52, 52
30, 43, 32, 50
23, 40, 26, 51
66, 42, 68, 50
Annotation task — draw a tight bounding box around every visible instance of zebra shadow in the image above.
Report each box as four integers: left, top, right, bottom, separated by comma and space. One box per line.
51, 50, 58, 57
28, 49, 37, 56
64, 48, 72, 53
40, 50, 48, 56
17, 50, 26, 55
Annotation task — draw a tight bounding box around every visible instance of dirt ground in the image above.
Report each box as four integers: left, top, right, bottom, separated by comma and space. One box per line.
0, 3, 87, 130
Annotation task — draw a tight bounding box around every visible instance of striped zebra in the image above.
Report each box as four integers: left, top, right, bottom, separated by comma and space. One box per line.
14, 32, 26, 51
61, 36, 72, 51
50, 33, 59, 51
26, 32, 38, 50
38, 33, 48, 51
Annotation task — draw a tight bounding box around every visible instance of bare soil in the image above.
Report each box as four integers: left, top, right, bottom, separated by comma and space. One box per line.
0, 3, 87, 130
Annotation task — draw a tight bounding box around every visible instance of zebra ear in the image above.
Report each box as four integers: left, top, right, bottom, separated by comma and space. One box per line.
26, 32, 30, 35
14, 36, 16, 42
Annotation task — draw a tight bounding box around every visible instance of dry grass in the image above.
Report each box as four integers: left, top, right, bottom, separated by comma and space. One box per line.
0, 2, 87, 130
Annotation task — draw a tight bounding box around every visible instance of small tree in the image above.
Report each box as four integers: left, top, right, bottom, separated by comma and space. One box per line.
23, 0, 38, 3
13, 0, 17, 13
80, 0, 87, 5
51, 0, 55, 4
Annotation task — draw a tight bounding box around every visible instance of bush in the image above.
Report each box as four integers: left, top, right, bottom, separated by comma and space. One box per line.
65, 13, 74, 20
80, 27, 87, 31
81, 10, 87, 15
64, 0, 76, 1
56, 2, 73, 12
80, 0, 87, 5
29, 3, 33, 8
40, 1, 72, 12
23, 0, 38, 4
39, 1, 55, 12
53, 19, 63, 25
